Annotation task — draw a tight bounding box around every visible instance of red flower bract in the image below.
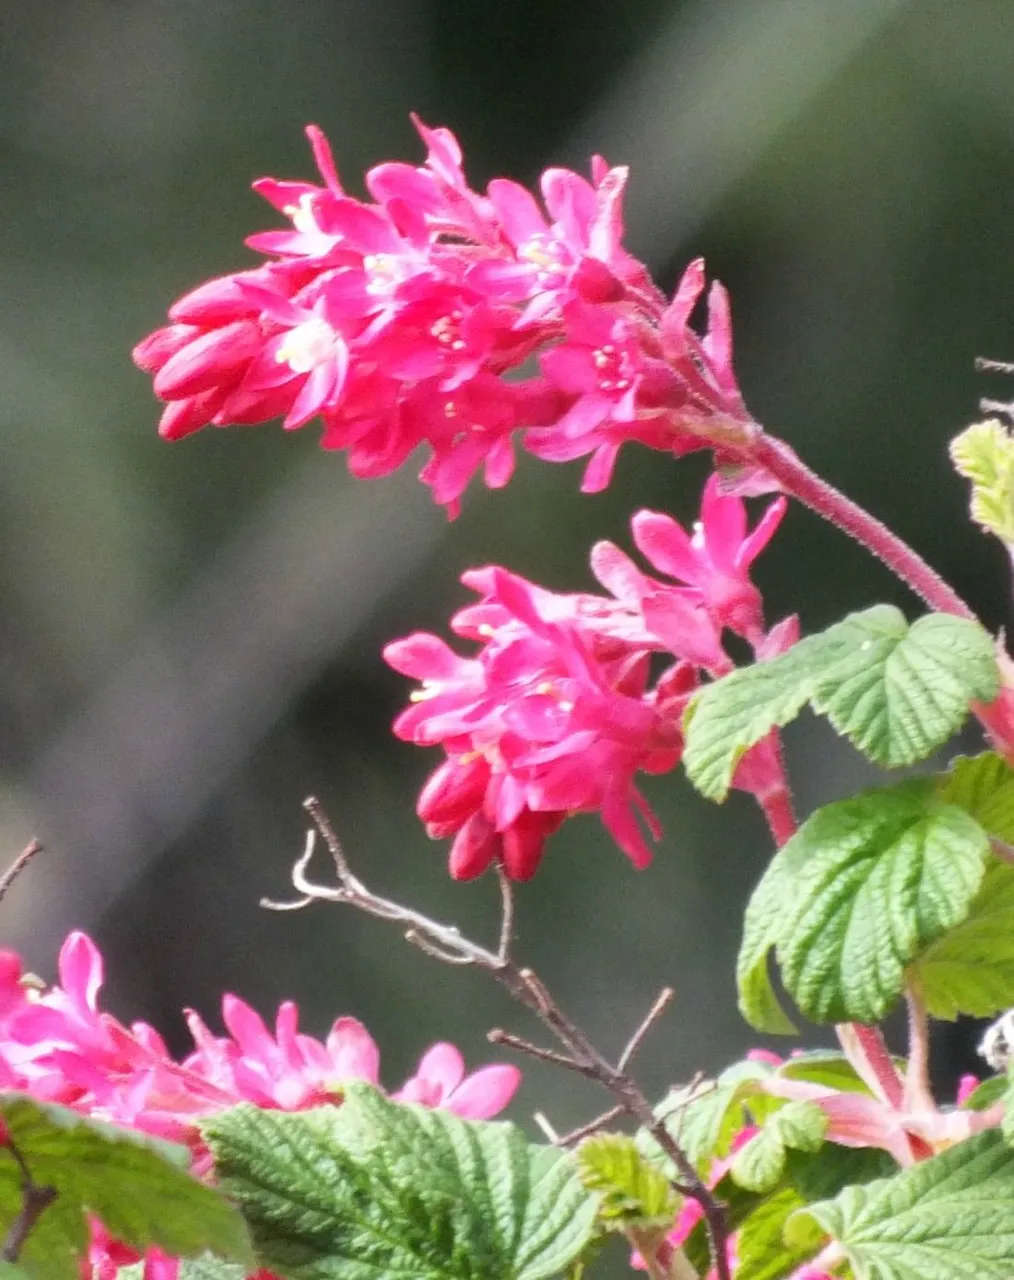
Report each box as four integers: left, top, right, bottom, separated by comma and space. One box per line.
135, 117, 755, 514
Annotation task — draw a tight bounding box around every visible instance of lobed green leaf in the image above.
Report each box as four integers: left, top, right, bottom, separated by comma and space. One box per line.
951, 419, 1014, 546
790, 1129, 1014, 1279
683, 606, 998, 802
575, 1134, 678, 1230
737, 781, 990, 1031
203, 1084, 597, 1280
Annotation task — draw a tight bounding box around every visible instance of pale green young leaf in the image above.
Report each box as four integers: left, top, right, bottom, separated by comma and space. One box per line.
737, 782, 990, 1030
0, 1094, 251, 1280
728, 1101, 827, 1194
789, 1129, 1014, 1279
203, 1084, 597, 1280
682, 1147, 896, 1279
951, 419, 1014, 545
576, 1134, 678, 1230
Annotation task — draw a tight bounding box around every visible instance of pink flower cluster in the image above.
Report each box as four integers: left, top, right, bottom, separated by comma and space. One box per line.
0, 932, 519, 1280
385, 474, 791, 879
133, 118, 754, 514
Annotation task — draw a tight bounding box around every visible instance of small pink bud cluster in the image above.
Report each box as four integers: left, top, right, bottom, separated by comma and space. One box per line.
134, 119, 754, 515
386, 474, 791, 878
0, 933, 519, 1280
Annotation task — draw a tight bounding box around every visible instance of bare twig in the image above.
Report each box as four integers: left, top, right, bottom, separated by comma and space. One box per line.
0, 840, 43, 908
618, 986, 675, 1073
554, 1104, 627, 1147
979, 397, 1014, 422
1, 1136, 57, 1262
264, 798, 732, 1280
976, 356, 1014, 375
532, 1112, 559, 1143
487, 1029, 600, 1080
496, 863, 515, 964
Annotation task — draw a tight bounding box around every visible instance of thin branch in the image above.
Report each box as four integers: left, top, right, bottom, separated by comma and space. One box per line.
496, 863, 515, 963
405, 929, 475, 965
0, 840, 43, 908
304, 796, 366, 892
618, 986, 675, 1073
979, 397, 1014, 422
976, 356, 1014, 375
749, 433, 975, 619
1, 1137, 57, 1263
554, 1104, 627, 1147
269, 800, 732, 1280
532, 1112, 559, 1143
487, 1029, 597, 1080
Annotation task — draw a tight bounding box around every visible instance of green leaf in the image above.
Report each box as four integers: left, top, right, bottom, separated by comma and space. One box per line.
121, 1262, 249, 1280
961, 1076, 1007, 1112
1002, 1066, 1014, 1147
683, 606, 998, 802
775, 1052, 879, 1094
204, 1084, 597, 1280
951, 419, 1014, 545
0, 1094, 252, 1280
576, 1134, 678, 1230
939, 752, 1014, 843
734, 1185, 813, 1280
729, 1102, 828, 1194
640, 1065, 771, 1178
790, 1129, 1014, 1278
737, 781, 990, 1031
772, 1101, 828, 1154
810, 613, 999, 769
732, 1128, 787, 1193
682, 1146, 896, 1280
912, 858, 1014, 1019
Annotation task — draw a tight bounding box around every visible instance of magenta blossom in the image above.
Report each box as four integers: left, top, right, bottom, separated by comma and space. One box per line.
0, 931, 520, 1280
385, 474, 789, 876
630, 473, 787, 646
385, 565, 690, 878
135, 119, 756, 512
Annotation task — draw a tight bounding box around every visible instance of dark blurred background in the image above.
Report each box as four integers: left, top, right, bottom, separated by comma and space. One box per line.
1, 0, 1013, 1186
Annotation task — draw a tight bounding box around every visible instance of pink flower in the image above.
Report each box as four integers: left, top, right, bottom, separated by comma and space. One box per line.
136, 119, 758, 510
385, 566, 687, 878
0, 929, 521, 1280
630, 474, 787, 645
394, 1042, 520, 1119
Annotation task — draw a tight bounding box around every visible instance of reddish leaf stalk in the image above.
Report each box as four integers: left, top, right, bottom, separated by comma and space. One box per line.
749, 433, 975, 620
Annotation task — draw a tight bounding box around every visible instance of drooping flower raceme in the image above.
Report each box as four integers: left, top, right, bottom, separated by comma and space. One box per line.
133, 118, 757, 514
0, 931, 520, 1280
386, 475, 790, 878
